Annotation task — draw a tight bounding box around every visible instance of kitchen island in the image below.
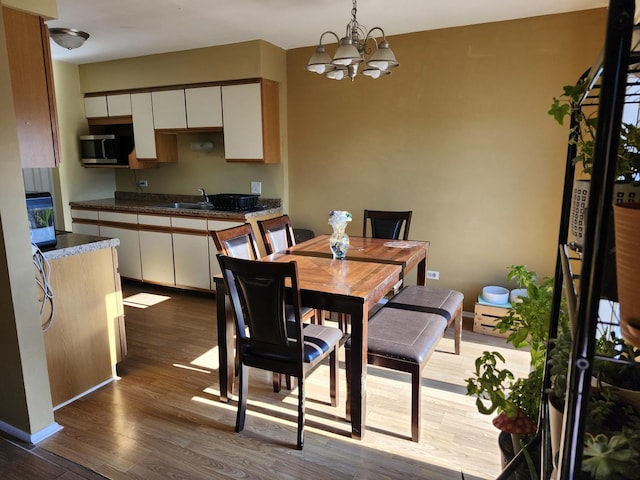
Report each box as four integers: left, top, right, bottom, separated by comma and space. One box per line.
69, 192, 283, 291
38, 232, 125, 408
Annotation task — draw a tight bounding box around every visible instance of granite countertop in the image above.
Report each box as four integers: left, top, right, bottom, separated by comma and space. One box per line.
69, 191, 282, 219
40, 232, 120, 261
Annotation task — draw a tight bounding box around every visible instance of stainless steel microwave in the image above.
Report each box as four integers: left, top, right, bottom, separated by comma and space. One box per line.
80, 134, 119, 164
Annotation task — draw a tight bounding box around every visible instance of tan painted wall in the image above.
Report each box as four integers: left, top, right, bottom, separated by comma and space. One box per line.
79, 40, 275, 92
0, 4, 55, 437
0, 0, 56, 19
286, 9, 607, 311
52, 60, 116, 231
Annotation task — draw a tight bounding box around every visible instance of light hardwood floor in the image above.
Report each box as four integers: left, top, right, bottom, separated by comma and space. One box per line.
35, 281, 530, 480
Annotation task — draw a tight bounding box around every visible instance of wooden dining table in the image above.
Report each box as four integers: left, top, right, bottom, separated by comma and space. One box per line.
214, 236, 429, 440
287, 235, 429, 285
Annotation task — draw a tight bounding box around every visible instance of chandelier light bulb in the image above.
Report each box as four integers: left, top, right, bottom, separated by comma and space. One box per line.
365, 69, 381, 79
326, 68, 346, 80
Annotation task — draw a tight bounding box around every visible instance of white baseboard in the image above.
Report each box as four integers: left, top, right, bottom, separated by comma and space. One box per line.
53, 377, 116, 411
0, 419, 63, 444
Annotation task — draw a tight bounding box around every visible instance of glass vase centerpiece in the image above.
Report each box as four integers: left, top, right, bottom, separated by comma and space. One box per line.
328, 210, 352, 259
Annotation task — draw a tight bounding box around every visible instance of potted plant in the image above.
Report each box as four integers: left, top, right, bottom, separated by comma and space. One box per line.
545, 318, 640, 478
549, 79, 640, 252
612, 203, 640, 348
581, 388, 640, 480
466, 265, 562, 479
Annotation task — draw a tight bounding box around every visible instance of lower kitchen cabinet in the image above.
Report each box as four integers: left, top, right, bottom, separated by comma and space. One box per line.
138, 215, 174, 285
71, 208, 100, 235
98, 211, 142, 280
173, 232, 210, 289
171, 216, 210, 290
41, 244, 124, 407
69, 203, 280, 291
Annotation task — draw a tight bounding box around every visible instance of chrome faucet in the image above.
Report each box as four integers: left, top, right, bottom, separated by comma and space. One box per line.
197, 188, 211, 204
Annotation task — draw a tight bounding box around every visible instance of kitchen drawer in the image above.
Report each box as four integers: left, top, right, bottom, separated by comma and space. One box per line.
172, 217, 207, 230
207, 219, 243, 232
138, 214, 171, 227
71, 208, 98, 220
98, 211, 137, 224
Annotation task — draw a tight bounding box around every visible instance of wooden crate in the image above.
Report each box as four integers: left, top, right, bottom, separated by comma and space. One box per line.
473, 303, 511, 337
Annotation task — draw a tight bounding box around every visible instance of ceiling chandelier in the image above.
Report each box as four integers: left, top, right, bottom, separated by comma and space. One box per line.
49, 28, 90, 50
306, 0, 399, 81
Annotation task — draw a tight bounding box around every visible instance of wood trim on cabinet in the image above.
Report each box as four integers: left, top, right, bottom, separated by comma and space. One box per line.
155, 132, 178, 162
4, 7, 61, 168
39, 14, 60, 167
261, 79, 280, 164
82, 78, 263, 98
88, 116, 133, 126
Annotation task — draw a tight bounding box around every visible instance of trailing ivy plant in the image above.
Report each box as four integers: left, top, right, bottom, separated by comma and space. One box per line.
549, 78, 640, 183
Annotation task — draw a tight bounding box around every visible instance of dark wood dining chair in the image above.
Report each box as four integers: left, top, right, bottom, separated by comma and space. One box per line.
363, 209, 413, 240
210, 222, 319, 390
257, 214, 297, 255
216, 254, 341, 450
210, 223, 260, 260
259, 215, 328, 328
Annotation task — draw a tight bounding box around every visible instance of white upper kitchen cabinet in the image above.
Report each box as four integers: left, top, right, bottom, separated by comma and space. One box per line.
222, 83, 262, 160
85, 94, 131, 118
152, 90, 187, 129
106, 94, 132, 116
131, 93, 156, 160
185, 86, 223, 128
84, 96, 108, 118
221, 80, 280, 163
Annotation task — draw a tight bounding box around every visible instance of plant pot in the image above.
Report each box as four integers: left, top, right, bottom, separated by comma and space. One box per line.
613, 203, 640, 349
549, 398, 564, 470
498, 431, 539, 480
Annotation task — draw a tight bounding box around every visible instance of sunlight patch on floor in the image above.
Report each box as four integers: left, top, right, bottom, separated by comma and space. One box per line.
172, 363, 211, 374
123, 292, 171, 308
190, 346, 219, 369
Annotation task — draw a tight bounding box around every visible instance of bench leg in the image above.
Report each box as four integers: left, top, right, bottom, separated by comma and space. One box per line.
454, 304, 462, 355
411, 364, 421, 442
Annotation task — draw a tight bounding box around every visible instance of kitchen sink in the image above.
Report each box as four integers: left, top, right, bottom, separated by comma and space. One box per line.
154, 202, 214, 210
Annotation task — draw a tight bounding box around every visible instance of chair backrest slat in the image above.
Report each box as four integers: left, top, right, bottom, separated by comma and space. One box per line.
210, 223, 260, 260
363, 209, 413, 241
258, 215, 296, 255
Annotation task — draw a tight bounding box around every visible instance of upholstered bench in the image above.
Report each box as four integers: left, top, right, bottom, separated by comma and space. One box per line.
345, 285, 464, 442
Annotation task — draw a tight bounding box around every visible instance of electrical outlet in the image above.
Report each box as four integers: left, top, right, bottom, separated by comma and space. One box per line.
251, 181, 261, 194
137, 180, 148, 188
426, 270, 440, 280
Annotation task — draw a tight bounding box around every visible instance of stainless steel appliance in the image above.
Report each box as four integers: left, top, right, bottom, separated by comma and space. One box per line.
80, 134, 133, 165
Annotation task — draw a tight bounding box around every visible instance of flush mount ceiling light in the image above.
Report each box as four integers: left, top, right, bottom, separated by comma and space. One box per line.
49, 28, 90, 50
306, 0, 398, 81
